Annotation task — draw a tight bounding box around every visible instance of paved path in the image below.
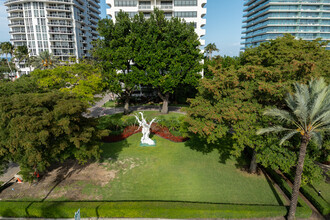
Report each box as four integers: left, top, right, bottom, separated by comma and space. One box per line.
0, 163, 20, 184
87, 105, 185, 118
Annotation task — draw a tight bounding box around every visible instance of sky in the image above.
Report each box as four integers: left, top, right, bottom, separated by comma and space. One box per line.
0, 0, 244, 57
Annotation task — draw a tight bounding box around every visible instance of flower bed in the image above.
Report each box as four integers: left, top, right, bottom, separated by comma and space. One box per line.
102, 123, 188, 143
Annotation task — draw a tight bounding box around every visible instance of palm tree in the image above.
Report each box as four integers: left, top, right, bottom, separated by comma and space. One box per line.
32, 50, 59, 70
204, 43, 219, 59
14, 45, 33, 73
0, 42, 14, 73
257, 78, 330, 220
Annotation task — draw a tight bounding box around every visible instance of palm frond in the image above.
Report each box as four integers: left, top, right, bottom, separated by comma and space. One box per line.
279, 130, 300, 145
256, 126, 291, 135
263, 108, 297, 123
311, 131, 322, 148
285, 93, 297, 111
293, 82, 309, 126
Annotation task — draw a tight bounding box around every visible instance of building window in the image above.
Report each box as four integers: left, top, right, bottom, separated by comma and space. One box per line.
114, 0, 137, 6
174, 11, 197, 18
174, 0, 197, 6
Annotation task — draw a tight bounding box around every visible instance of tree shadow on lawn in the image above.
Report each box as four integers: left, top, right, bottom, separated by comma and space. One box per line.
100, 138, 130, 162
184, 134, 246, 165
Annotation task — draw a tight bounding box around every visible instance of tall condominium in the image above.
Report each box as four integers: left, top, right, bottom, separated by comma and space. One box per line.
106, 0, 207, 46
5, 0, 101, 74
242, 0, 330, 50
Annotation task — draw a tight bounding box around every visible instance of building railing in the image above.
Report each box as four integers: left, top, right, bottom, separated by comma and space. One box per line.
9, 22, 25, 26
48, 22, 72, 26
50, 37, 74, 41
46, 6, 71, 10
48, 14, 72, 18
51, 45, 74, 48
5, 0, 73, 4
6, 6, 23, 11
49, 30, 73, 33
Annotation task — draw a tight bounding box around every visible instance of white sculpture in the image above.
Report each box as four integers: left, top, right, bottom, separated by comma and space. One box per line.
134, 112, 157, 145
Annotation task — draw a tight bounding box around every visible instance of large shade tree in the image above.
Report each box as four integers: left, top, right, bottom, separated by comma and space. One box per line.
136, 8, 203, 113
92, 11, 146, 114
257, 78, 330, 220
185, 34, 329, 175
0, 91, 107, 179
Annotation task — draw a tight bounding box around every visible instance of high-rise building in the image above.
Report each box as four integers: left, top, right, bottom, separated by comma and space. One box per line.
241, 0, 330, 50
106, 0, 207, 46
5, 0, 101, 74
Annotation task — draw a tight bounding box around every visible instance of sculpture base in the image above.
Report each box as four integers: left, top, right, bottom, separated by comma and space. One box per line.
140, 140, 156, 147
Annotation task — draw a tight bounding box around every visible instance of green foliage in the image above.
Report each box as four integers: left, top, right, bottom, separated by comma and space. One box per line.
92, 11, 146, 113
185, 34, 330, 182
32, 62, 106, 103
0, 75, 43, 96
93, 9, 202, 113
0, 92, 108, 180
0, 201, 289, 219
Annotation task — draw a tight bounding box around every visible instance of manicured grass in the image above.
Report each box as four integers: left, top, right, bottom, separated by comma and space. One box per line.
96, 134, 285, 205
0, 201, 288, 218
103, 100, 118, 107
313, 180, 330, 204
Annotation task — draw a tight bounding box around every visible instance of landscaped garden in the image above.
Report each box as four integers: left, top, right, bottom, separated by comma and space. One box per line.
0, 131, 299, 218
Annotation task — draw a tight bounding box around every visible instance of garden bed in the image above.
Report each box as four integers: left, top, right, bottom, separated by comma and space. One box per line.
102, 123, 188, 143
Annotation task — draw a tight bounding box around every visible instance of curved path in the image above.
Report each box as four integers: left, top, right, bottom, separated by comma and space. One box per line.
87, 105, 185, 118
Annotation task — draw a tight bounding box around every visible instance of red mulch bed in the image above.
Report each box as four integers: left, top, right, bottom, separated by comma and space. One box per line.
102, 123, 188, 143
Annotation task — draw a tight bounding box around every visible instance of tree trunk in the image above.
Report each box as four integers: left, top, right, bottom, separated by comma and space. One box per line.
6, 54, 13, 73
249, 149, 257, 174
123, 96, 130, 115
287, 136, 309, 220
158, 92, 169, 114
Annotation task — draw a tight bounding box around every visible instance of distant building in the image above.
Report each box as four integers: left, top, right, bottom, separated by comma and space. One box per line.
4, 0, 101, 75
241, 0, 330, 50
106, 0, 207, 46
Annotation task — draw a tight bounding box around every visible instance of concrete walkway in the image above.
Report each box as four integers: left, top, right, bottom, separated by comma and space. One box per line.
87, 105, 185, 118
0, 163, 20, 184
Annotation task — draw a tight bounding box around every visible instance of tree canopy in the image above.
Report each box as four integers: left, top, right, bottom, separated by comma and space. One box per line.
185, 34, 329, 180
0, 91, 107, 179
93, 9, 203, 114
32, 62, 106, 103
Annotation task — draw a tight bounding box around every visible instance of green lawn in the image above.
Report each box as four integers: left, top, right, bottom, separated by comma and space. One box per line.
313, 180, 330, 203
91, 134, 285, 205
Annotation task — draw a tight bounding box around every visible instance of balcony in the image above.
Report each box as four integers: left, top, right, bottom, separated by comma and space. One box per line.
138, 5, 152, 10
48, 22, 72, 26
48, 14, 72, 19
6, 6, 23, 12
158, 5, 173, 10
50, 37, 74, 41
9, 22, 24, 26
51, 45, 74, 49
11, 38, 26, 41
46, 6, 71, 11
9, 29, 25, 34
8, 14, 24, 19
49, 30, 73, 34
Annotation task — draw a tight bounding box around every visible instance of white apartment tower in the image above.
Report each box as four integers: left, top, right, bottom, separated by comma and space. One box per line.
106, 0, 207, 46
5, 0, 101, 74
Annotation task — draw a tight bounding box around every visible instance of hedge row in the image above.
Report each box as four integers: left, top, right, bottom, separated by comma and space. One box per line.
284, 173, 330, 215
0, 201, 288, 218
266, 168, 312, 218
